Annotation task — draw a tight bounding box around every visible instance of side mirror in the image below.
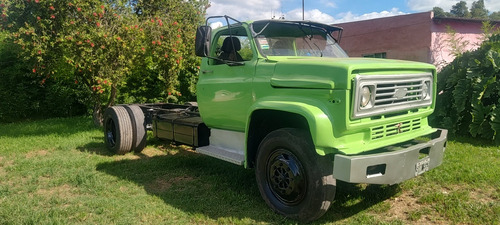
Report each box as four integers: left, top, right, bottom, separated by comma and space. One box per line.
195, 26, 212, 57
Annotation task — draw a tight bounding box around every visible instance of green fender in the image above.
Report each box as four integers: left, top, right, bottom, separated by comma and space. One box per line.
247, 97, 337, 156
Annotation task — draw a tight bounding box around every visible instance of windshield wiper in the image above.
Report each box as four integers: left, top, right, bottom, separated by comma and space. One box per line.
313, 42, 323, 57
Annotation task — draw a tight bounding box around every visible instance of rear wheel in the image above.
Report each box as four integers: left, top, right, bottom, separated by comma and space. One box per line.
103, 106, 133, 155
255, 128, 336, 222
123, 105, 147, 153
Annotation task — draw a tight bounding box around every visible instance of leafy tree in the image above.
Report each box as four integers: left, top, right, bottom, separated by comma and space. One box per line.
2, 0, 145, 125
0, 31, 88, 122
433, 7, 450, 18
470, 0, 488, 19
433, 1, 499, 20
1, 0, 208, 125
131, 0, 209, 102
490, 11, 500, 21
450, 1, 471, 18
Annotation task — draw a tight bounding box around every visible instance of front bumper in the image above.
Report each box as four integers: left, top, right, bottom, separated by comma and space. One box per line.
333, 129, 447, 185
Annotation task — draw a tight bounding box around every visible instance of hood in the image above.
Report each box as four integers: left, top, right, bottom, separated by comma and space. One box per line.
270, 57, 435, 90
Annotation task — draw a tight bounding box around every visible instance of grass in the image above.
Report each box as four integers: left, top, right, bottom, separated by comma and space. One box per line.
0, 117, 499, 224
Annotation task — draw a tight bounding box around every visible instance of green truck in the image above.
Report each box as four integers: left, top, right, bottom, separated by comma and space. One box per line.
103, 16, 447, 222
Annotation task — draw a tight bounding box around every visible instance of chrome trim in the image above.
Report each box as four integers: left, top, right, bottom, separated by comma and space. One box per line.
352, 73, 433, 119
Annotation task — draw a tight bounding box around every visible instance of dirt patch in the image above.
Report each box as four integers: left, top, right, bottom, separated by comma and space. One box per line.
141, 147, 169, 157
25, 150, 50, 159
119, 186, 129, 193
0, 159, 14, 177
114, 144, 198, 161
456, 186, 497, 204
371, 191, 446, 224
387, 192, 423, 219
0, 158, 14, 167
155, 144, 198, 156
115, 153, 142, 161
0, 167, 5, 177
36, 184, 77, 199
146, 175, 195, 194
0, 156, 4, 173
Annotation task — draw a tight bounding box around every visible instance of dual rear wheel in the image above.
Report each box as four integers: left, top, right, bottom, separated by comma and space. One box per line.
103, 105, 147, 154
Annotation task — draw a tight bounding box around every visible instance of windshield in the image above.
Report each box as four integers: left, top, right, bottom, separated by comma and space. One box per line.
251, 21, 348, 58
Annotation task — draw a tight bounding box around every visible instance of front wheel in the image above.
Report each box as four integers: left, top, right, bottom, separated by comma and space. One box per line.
255, 128, 336, 222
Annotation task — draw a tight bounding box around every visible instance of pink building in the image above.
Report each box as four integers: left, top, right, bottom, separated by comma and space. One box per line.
334, 11, 499, 70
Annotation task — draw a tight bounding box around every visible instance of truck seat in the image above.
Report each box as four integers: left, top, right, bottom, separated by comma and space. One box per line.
219, 37, 243, 61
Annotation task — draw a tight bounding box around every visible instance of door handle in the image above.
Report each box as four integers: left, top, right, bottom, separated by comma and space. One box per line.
202, 70, 213, 74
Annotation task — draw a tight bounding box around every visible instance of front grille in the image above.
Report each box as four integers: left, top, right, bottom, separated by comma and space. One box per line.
371, 118, 422, 140
375, 81, 424, 105
352, 73, 433, 119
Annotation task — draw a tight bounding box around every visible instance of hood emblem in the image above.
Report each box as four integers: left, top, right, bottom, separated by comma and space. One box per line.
393, 88, 407, 99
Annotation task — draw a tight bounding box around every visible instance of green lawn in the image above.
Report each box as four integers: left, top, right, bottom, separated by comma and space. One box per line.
0, 117, 498, 224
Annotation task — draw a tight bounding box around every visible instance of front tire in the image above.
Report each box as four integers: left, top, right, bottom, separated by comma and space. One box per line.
103, 106, 133, 155
255, 128, 336, 222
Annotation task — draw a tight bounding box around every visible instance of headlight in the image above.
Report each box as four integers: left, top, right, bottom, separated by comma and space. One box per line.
422, 81, 430, 100
361, 86, 373, 108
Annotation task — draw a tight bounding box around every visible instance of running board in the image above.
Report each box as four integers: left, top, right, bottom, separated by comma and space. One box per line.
196, 146, 245, 166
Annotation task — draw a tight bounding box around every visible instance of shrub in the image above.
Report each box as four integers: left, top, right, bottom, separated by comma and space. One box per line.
0, 32, 88, 122
432, 34, 500, 144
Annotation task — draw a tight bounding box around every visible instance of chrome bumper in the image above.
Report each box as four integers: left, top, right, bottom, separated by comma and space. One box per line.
333, 129, 447, 185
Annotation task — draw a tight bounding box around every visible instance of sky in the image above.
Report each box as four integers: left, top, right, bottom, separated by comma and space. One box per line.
206, 0, 500, 26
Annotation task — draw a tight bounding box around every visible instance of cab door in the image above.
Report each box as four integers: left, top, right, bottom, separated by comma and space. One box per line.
197, 26, 257, 132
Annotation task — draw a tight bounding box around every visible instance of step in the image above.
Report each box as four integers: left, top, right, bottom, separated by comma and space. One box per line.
196, 145, 245, 166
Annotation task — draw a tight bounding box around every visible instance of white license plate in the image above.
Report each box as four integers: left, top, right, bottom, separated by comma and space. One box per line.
415, 157, 430, 176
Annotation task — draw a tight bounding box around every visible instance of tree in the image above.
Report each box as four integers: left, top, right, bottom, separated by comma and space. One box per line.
1, 0, 209, 125
2, 0, 145, 125
470, 0, 488, 19
490, 11, 500, 21
433, 7, 450, 18
131, 0, 209, 101
450, 1, 470, 18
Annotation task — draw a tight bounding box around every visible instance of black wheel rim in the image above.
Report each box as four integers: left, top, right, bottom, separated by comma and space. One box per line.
105, 118, 116, 148
266, 149, 307, 206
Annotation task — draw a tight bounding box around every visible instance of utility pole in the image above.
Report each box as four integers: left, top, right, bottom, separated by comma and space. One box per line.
302, 0, 304, 20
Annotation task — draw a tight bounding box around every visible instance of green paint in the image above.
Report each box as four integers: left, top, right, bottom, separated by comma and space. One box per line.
197, 20, 440, 159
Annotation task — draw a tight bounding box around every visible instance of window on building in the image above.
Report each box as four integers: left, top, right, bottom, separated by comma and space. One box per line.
363, 52, 387, 58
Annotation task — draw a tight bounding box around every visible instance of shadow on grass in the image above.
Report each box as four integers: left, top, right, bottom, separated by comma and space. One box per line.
77, 135, 182, 157
318, 182, 400, 223
95, 148, 400, 223
77, 141, 114, 156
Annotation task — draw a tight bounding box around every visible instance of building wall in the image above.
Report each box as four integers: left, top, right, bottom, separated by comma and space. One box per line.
335, 12, 433, 62
334, 11, 499, 70
431, 18, 488, 70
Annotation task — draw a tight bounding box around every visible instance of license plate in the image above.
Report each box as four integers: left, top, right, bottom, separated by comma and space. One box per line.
415, 157, 430, 176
